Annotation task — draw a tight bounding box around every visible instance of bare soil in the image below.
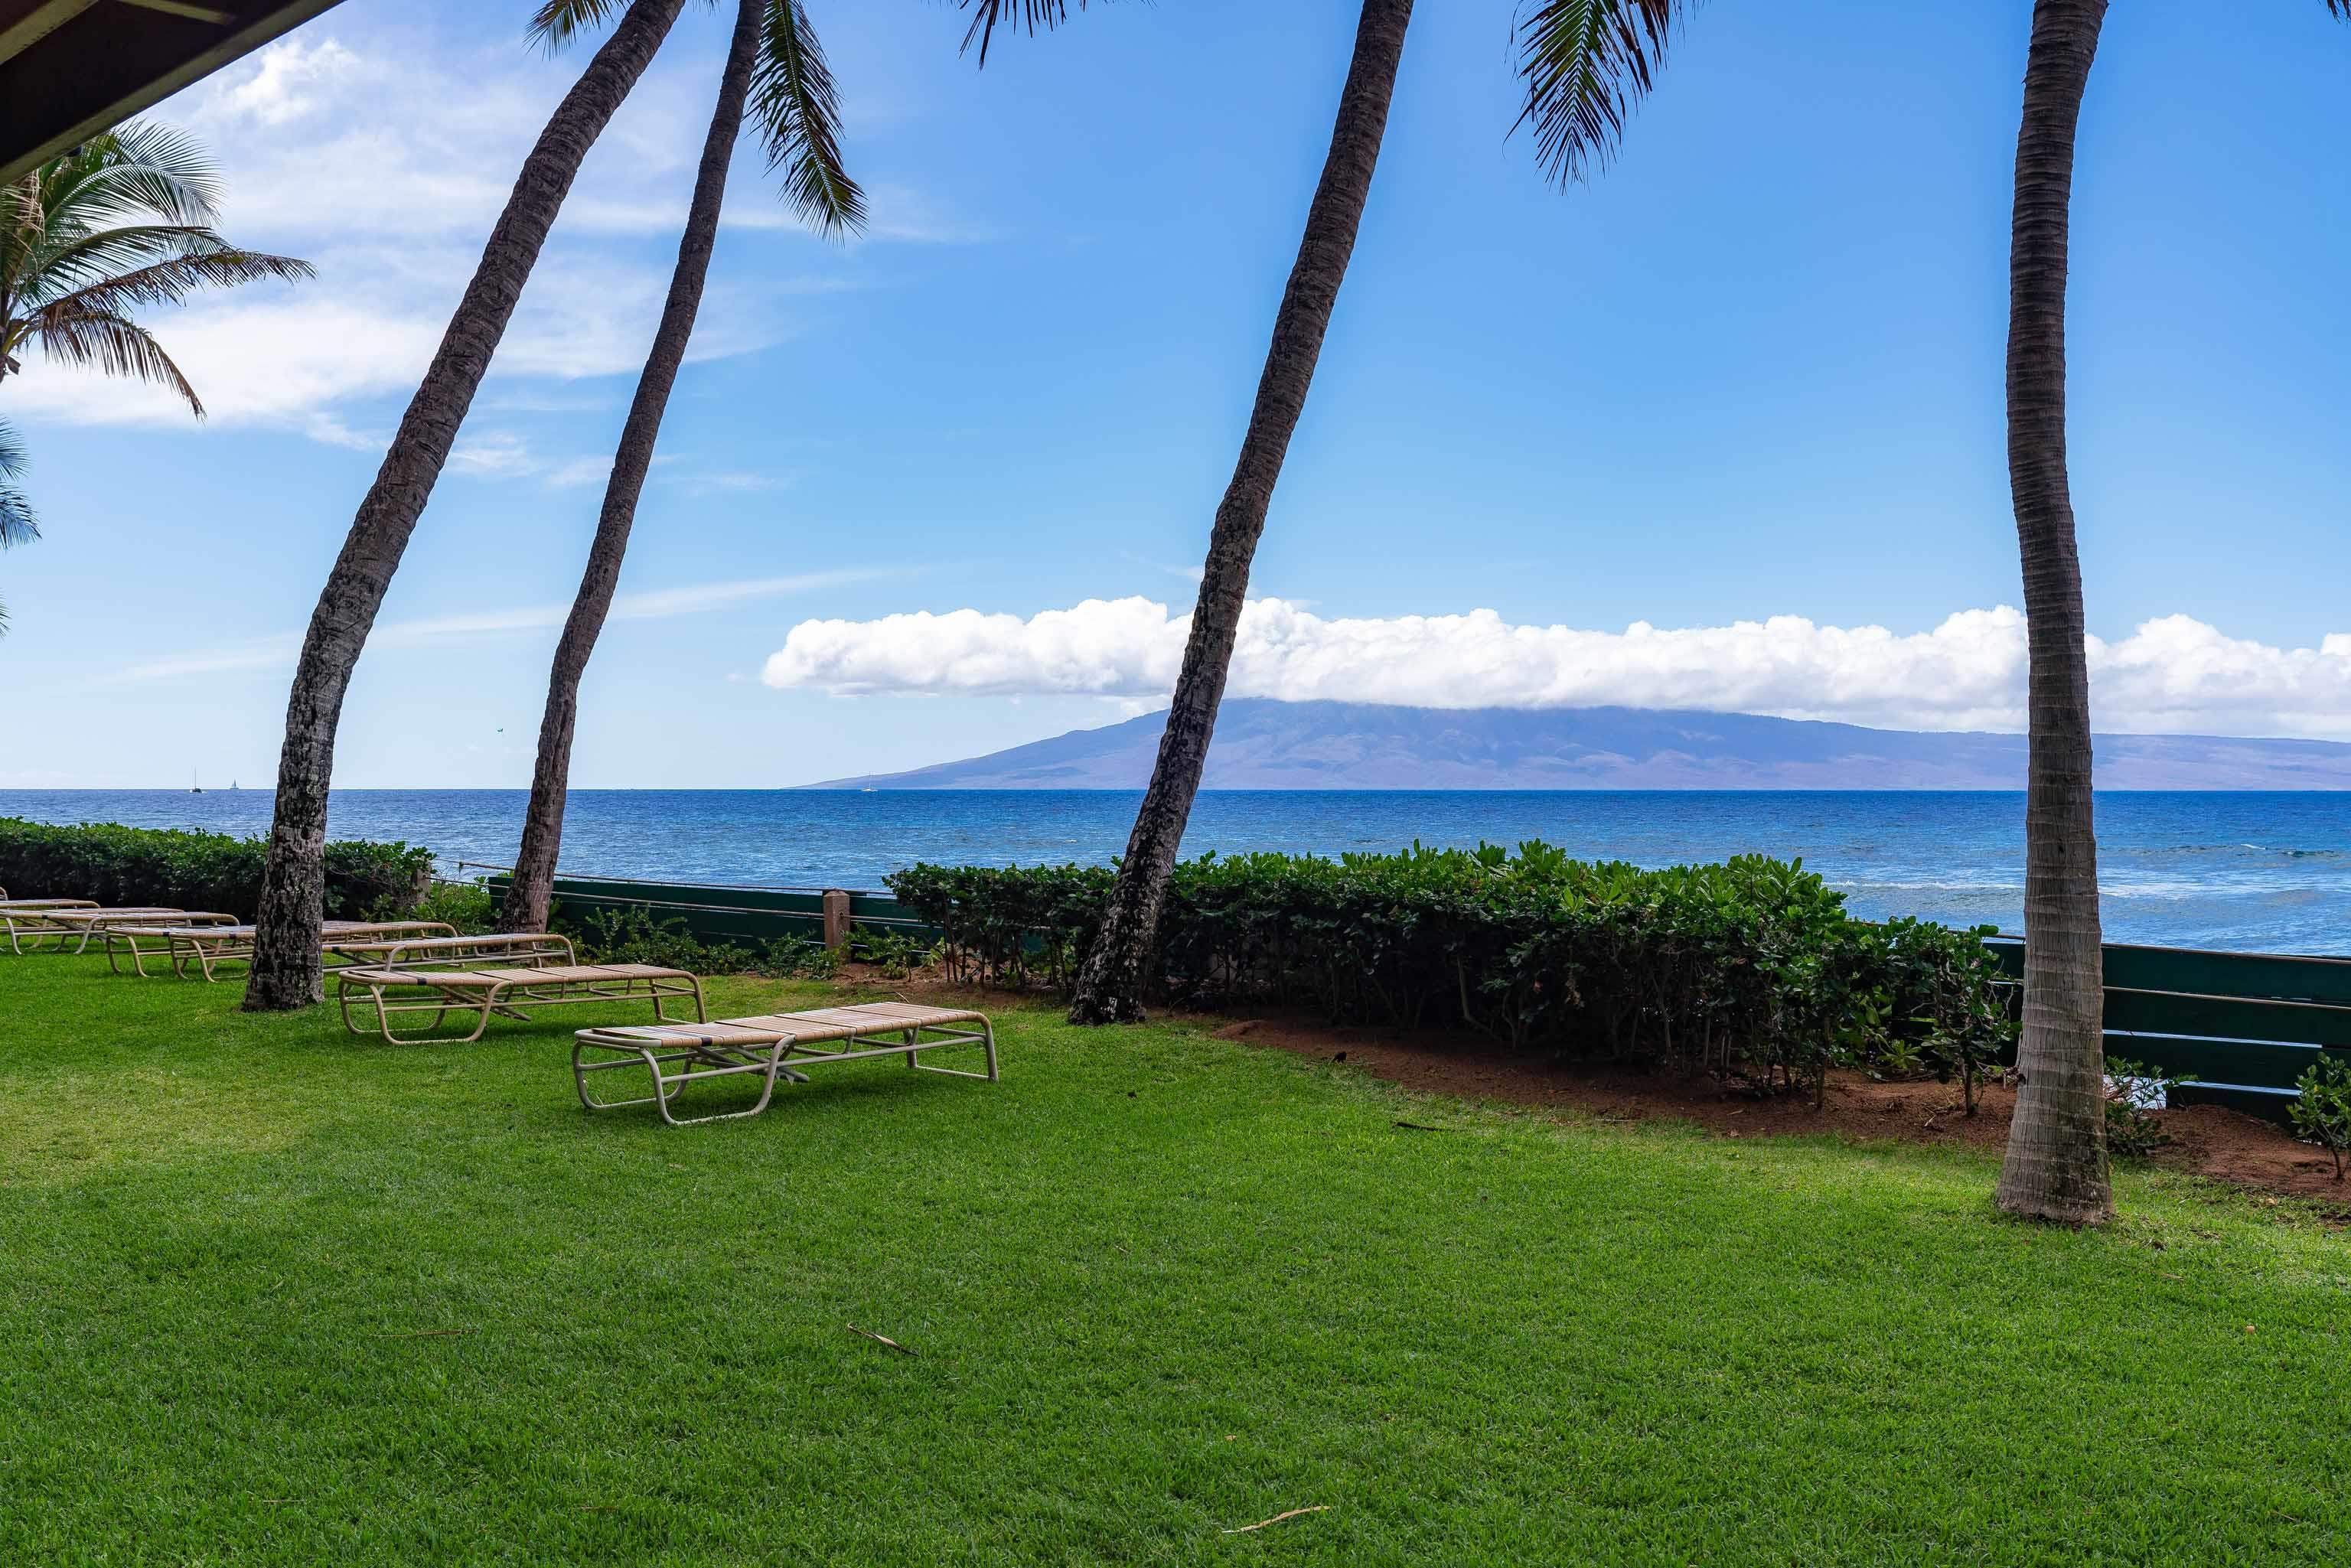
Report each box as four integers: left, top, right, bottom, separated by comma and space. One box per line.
1195, 1010, 2351, 1212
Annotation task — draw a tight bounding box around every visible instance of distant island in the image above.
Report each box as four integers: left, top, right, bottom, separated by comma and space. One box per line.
810, 700, 2351, 790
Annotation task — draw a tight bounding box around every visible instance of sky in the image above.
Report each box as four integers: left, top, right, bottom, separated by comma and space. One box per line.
4, 0, 2349, 788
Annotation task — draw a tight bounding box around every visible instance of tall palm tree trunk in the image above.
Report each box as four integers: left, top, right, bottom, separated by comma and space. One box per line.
1067, 0, 1414, 1025
503, 0, 763, 934
1996, 0, 2113, 1225
242, 0, 686, 1010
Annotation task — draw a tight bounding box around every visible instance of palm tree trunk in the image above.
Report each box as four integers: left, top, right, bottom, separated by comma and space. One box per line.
503, 0, 762, 935
1066, 0, 1414, 1025
1995, 0, 2113, 1225
243, 0, 687, 1010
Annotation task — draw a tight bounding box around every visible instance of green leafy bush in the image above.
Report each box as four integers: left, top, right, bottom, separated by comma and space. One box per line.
2288, 1055, 2351, 1180
0, 817, 432, 921
386, 879, 498, 935
890, 843, 2015, 1095
2102, 1056, 2198, 1160
557, 905, 845, 980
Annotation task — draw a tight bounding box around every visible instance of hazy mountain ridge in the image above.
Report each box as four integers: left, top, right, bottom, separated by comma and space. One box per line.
810, 701, 2351, 791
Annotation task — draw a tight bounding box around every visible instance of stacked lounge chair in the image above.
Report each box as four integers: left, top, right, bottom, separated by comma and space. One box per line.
4, 906, 237, 956
101, 918, 465, 980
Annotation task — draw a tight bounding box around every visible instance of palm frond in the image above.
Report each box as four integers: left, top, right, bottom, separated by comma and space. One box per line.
533, 0, 712, 51
11, 223, 230, 304
957, 0, 1108, 67
50, 121, 224, 227
530, 0, 631, 51
752, 0, 865, 236
33, 308, 204, 417
0, 418, 35, 551
31, 248, 312, 324
1511, 0, 1693, 186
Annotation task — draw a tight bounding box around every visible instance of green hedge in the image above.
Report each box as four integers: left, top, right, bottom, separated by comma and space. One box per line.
889, 843, 2014, 1099
0, 818, 434, 922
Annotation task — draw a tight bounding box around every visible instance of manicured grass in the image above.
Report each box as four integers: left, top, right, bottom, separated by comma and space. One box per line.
2, 954, 2346, 1565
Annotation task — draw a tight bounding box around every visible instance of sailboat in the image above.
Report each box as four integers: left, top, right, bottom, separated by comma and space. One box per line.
190, 769, 203, 795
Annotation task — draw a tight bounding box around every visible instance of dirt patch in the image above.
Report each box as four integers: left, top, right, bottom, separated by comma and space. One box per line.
1199, 1011, 2351, 1211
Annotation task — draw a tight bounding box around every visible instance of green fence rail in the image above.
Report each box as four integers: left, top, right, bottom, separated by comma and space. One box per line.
1984, 937, 2349, 1123
478, 870, 937, 950
475, 872, 2337, 1124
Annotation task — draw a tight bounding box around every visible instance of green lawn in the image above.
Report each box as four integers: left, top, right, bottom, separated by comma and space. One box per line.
2, 954, 2346, 1566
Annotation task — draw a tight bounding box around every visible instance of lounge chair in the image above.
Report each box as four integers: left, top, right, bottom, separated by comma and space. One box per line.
336, 960, 706, 1044
4, 906, 236, 956
572, 1002, 999, 1126
102, 918, 465, 980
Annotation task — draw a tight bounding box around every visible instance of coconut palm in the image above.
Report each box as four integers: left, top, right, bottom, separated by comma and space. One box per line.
0, 418, 34, 634
244, 0, 691, 1010
0, 122, 310, 416
500, 0, 863, 934
246, 0, 1098, 1006
1993, 0, 2348, 1225
1068, 0, 1700, 1022
0, 122, 309, 636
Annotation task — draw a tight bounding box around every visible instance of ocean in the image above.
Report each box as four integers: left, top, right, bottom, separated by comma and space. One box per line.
4, 789, 2348, 956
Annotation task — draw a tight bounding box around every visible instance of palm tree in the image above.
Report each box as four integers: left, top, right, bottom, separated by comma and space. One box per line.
245, 0, 1093, 1006
500, 0, 862, 934
243, 0, 690, 1010
1993, 0, 2347, 1225
0, 122, 310, 636
0, 418, 34, 634
1068, 0, 1698, 1022
0, 123, 310, 414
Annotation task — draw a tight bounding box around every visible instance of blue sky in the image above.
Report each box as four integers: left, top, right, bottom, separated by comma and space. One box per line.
5, 0, 2349, 787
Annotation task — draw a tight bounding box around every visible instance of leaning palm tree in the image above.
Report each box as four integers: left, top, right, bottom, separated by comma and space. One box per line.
246, 0, 1091, 1007
1993, 0, 2348, 1225
1069, 0, 1699, 1022
500, 0, 863, 934
244, 0, 691, 1010
0, 121, 309, 639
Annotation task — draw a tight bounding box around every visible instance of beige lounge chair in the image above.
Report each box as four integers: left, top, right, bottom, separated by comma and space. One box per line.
572, 1002, 999, 1126
337, 961, 705, 1044
5, 906, 236, 956
103, 918, 465, 980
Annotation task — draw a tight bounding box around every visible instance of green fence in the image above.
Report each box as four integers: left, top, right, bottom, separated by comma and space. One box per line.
479, 870, 937, 949
1985, 937, 2349, 1123
478, 872, 2338, 1123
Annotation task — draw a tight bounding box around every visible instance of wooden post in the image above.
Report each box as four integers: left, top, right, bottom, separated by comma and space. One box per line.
822, 889, 852, 953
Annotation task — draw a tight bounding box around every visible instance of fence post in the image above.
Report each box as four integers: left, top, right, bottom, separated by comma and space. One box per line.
823, 889, 853, 953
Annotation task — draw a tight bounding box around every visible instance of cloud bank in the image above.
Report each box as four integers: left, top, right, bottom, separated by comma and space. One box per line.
5, 28, 954, 469
762, 598, 2351, 739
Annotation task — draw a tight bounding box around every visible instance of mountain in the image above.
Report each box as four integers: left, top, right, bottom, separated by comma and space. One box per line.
807, 700, 2351, 790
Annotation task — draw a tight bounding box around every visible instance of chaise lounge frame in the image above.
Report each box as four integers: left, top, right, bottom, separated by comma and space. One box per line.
337, 961, 706, 1045
99, 911, 463, 973
572, 1002, 999, 1126
5, 907, 236, 957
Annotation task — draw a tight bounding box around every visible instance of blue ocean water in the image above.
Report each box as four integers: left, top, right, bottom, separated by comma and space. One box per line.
4, 789, 2347, 955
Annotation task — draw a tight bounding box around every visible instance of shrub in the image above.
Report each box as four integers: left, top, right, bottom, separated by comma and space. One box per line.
2288, 1055, 2351, 1180
0, 817, 432, 921
556, 905, 847, 980
890, 843, 2015, 1094
2102, 1056, 2197, 1160
386, 879, 498, 935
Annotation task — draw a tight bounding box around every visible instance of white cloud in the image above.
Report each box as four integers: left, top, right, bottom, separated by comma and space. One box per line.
760, 598, 2351, 740
8, 22, 963, 448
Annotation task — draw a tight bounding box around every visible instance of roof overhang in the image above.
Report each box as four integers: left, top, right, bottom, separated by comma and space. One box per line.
0, 0, 347, 186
